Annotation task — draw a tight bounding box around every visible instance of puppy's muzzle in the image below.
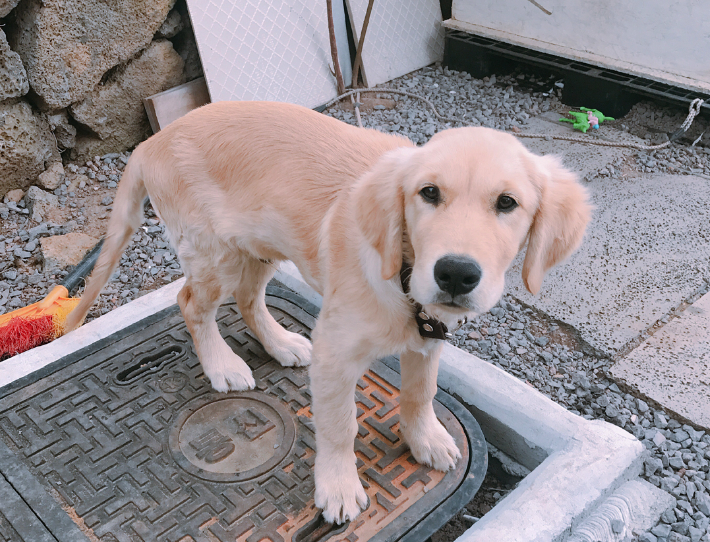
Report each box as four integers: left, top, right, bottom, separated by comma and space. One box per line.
434, 254, 482, 299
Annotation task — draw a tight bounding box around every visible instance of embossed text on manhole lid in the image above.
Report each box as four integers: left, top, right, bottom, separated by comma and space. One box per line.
170, 392, 296, 482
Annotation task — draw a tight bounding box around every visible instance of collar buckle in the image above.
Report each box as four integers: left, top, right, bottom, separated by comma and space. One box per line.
414, 303, 451, 340
401, 262, 451, 340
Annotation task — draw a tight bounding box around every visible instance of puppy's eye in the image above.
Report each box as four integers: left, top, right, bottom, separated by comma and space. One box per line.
419, 185, 441, 205
496, 194, 518, 212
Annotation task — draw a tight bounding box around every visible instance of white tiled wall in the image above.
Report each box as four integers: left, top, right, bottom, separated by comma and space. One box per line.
347, 0, 445, 87
187, 1, 343, 108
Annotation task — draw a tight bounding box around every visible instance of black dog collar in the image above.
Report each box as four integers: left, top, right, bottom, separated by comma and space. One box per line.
400, 263, 453, 340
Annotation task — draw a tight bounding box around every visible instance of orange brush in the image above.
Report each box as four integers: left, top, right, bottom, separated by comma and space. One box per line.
0, 240, 103, 359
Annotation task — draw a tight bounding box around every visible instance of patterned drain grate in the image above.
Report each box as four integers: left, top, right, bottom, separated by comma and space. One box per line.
0, 287, 486, 542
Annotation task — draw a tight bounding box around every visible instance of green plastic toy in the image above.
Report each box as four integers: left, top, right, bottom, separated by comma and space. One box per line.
559, 107, 615, 133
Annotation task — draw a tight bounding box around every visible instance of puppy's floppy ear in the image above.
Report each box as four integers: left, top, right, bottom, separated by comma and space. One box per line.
353, 146, 416, 281
522, 154, 593, 295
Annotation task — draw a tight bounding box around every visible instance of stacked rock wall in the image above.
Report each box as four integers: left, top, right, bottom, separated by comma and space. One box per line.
0, 0, 203, 198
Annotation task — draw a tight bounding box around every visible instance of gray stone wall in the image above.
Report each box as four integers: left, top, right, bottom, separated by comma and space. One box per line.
0, 0, 203, 198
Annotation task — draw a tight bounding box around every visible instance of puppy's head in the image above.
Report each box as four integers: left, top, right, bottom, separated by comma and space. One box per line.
354, 127, 592, 323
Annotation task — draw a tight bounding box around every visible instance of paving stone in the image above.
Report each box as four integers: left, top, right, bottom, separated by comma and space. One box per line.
612, 292, 710, 430
506, 174, 710, 357
518, 112, 641, 180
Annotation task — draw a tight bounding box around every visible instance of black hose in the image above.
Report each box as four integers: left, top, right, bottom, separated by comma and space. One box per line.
61, 239, 104, 295
59, 197, 148, 295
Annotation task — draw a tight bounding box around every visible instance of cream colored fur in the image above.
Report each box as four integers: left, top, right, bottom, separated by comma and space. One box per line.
65, 101, 592, 524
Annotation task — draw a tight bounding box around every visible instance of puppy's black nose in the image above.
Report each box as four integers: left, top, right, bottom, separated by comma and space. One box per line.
434, 255, 482, 297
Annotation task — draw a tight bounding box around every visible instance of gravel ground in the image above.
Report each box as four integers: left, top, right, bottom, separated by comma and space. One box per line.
2, 64, 710, 541
327, 66, 567, 138
0, 153, 181, 325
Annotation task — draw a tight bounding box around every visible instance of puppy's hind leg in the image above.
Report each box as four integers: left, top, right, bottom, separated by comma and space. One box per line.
234, 257, 312, 367
178, 280, 255, 392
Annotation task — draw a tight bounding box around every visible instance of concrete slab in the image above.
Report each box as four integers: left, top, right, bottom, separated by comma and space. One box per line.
518, 112, 641, 181
611, 291, 710, 430
505, 173, 710, 356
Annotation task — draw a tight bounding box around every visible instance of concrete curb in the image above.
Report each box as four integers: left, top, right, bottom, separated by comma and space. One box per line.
440, 344, 644, 541
0, 278, 186, 389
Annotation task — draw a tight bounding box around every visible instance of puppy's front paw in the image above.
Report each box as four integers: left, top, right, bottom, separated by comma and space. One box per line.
202, 352, 256, 392
314, 460, 368, 524
269, 331, 312, 367
402, 416, 461, 472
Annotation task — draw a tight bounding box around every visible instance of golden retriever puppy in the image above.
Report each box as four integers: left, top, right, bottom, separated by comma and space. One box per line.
66, 101, 591, 524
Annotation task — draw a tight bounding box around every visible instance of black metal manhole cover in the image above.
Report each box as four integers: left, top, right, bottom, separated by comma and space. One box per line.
0, 286, 486, 542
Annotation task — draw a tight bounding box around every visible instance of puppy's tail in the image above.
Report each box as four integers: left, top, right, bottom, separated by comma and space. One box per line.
65, 149, 148, 332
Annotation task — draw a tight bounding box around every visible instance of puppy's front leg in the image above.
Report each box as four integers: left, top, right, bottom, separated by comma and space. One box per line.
310, 335, 370, 524
399, 344, 461, 471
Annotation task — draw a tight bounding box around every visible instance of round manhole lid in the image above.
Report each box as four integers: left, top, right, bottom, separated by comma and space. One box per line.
170, 392, 296, 482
